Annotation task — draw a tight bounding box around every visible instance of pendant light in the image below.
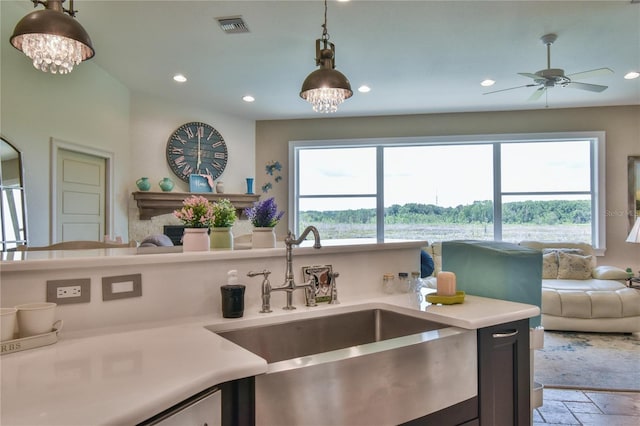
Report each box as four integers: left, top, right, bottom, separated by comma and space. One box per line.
10, 0, 95, 75
300, 0, 353, 113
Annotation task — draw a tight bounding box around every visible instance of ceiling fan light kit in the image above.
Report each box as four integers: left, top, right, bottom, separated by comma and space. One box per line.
484, 33, 613, 101
10, 0, 95, 75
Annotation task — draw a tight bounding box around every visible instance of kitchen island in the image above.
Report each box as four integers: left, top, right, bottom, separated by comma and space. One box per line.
1, 240, 539, 425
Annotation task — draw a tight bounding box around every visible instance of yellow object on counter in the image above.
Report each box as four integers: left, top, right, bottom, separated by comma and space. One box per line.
426, 290, 465, 305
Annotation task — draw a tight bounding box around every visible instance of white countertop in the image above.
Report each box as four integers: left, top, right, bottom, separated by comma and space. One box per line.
0, 239, 425, 272
0, 292, 539, 426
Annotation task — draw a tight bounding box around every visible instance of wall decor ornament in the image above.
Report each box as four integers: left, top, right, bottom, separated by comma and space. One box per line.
262, 160, 282, 193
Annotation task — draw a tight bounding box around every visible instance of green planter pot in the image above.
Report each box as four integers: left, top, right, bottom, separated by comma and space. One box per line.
210, 227, 234, 250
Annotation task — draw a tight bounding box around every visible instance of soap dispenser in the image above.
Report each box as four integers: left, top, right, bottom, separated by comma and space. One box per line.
220, 270, 245, 318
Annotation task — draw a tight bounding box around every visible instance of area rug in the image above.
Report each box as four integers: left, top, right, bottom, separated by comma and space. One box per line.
534, 331, 640, 392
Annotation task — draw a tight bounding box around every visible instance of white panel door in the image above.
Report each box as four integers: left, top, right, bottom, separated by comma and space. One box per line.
56, 149, 106, 242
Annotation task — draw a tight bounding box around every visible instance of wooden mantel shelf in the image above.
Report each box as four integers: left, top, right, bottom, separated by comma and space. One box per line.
132, 191, 260, 220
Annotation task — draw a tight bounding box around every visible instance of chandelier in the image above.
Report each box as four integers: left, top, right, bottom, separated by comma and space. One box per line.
10, 0, 95, 75
300, 0, 353, 113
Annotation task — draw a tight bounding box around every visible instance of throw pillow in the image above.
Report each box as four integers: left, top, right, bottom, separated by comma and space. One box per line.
542, 248, 585, 256
592, 265, 630, 280
420, 249, 435, 278
542, 252, 559, 279
557, 252, 593, 280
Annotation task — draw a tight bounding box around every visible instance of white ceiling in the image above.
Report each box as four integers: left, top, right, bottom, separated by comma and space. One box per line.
9, 0, 640, 120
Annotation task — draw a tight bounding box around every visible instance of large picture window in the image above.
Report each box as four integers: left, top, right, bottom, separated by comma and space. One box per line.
290, 132, 605, 251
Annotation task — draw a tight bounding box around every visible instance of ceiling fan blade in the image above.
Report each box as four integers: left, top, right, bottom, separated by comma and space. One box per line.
566, 68, 613, 80
483, 84, 538, 95
566, 82, 608, 92
528, 87, 546, 101
518, 72, 540, 80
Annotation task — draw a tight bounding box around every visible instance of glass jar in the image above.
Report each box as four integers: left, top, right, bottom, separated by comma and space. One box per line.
396, 272, 410, 293
409, 271, 424, 304
382, 273, 396, 294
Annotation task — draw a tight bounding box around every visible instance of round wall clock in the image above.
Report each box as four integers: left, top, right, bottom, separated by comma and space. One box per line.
165, 121, 228, 183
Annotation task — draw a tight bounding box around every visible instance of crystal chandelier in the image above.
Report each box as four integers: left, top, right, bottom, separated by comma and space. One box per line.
300, 0, 353, 113
10, 0, 95, 75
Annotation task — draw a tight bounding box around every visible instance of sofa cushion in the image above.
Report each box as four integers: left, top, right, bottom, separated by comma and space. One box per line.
557, 252, 593, 279
542, 279, 627, 291
592, 265, 629, 280
542, 286, 640, 319
542, 252, 559, 279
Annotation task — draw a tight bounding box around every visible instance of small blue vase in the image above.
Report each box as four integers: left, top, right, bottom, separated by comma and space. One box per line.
246, 178, 254, 194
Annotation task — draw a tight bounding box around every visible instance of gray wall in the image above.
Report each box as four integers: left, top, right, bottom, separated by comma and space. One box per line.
255, 106, 640, 269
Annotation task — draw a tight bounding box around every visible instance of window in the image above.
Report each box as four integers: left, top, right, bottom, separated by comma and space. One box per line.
290, 132, 605, 251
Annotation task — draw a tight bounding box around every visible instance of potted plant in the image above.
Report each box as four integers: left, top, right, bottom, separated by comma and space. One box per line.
210, 199, 237, 249
244, 197, 284, 248
173, 195, 215, 251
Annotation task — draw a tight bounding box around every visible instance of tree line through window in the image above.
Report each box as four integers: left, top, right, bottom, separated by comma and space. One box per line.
292, 133, 602, 248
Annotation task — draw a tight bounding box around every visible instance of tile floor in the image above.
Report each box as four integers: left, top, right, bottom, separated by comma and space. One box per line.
534, 388, 640, 425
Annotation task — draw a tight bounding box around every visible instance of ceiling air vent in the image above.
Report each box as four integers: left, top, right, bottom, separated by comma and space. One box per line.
216, 16, 250, 34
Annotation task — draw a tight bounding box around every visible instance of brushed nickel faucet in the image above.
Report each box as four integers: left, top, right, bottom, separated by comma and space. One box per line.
248, 226, 322, 312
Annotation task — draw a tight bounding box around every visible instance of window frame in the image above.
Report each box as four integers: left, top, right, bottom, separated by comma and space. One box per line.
289, 131, 606, 254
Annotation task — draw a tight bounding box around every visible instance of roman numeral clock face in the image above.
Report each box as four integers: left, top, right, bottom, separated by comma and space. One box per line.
165, 122, 228, 183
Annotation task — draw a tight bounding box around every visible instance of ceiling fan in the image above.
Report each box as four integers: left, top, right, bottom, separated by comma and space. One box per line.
484, 33, 613, 101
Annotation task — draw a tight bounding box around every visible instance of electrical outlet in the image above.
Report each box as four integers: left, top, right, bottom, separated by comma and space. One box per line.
57, 285, 82, 298
47, 279, 91, 304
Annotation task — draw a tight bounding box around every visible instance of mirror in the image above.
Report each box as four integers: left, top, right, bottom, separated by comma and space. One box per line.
1, 137, 27, 251
629, 155, 640, 230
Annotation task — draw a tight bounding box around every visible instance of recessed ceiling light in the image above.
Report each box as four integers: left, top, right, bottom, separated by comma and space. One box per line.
173, 74, 187, 83
358, 85, 371, 93
481, 79, 495, 87
242, 95, 255, 102
624, 71, 640, 80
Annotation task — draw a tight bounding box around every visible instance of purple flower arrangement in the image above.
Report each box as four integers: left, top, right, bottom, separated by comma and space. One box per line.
244, 197, 284, 228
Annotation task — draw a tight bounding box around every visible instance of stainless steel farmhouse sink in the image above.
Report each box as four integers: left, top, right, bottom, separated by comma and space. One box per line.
207, 308, 477, 425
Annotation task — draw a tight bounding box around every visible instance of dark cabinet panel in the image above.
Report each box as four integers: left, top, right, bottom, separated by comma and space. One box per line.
478, 319, 530, 425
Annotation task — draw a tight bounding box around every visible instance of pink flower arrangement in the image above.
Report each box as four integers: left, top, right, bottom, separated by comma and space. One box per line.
173, 195, 215, 228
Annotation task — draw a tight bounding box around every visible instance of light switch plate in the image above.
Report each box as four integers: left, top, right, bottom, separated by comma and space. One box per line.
102, 274, 142, 301
47, 279, 91, 304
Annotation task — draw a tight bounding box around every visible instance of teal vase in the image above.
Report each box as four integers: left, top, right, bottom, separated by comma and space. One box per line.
159, 177, 174, 192
136, 177, 151, 191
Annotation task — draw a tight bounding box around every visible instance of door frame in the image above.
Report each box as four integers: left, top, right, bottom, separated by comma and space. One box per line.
50, 138, 115, 243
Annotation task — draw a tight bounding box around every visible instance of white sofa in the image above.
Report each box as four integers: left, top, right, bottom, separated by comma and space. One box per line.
423, 241, 640, 334
519, 241, 640, 334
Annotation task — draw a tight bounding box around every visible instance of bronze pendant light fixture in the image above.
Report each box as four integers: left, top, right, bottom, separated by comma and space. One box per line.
300, 0, 353, 113
10, 0, 95, 75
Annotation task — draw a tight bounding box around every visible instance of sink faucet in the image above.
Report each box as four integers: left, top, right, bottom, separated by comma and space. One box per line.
247, 269, 273, 313
249, 226, 322, 312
